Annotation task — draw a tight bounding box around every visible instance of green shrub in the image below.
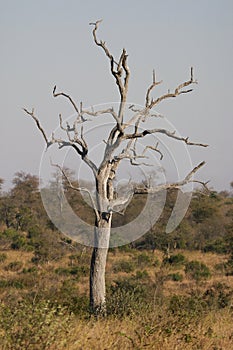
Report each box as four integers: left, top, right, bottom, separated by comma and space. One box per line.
203, 239, 228, 254
0, 279, 24, 289
0, 300, 73, 349
134, 270, 149, 280
169, 293, 206, 318
54, 280, 89, 315
203, 283, 233, 309
55, 265, 88, 278
168, 272, 183, 282
0, 253, 7, 263
22, 266, 38, 274
137, 252, 152, 267
112, 259, 135, 273
5, 261, 23, 272
2, 228, 18, 238
185, 260, 211, 282
107, 277, 148, 317
163, 253, 186, 266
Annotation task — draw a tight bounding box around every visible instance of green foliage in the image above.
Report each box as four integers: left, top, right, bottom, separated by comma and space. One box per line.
168, 272, 183, 282
136, 252, 152, 267
203, 283, 233, 309
0, 228, 34, 251
11, 235, 34, 251
55, 265, 88, 278
203, 238, 228, 254
5, 261, 23, 272
0, 300, 73, 349
51, 280, 89, 315
163, 253, 186, 266
0, 253, 7, 263
107, 277, 148, 317
0, 279, 24, 289
169, 293, 206, 318
191, 195, 217, 223
134, 270, 149, 280
112, 259, 135, 273
185, 260, 211, 282
22, 266, 38, 274
31, 230, 67, 264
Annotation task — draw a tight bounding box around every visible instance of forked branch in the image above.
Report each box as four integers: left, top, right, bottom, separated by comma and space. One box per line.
23, 107, 98, 175
134, 161, 208, 194
147, 67, 197, 109
89, 20, 130, 111
145, 69, 163, 107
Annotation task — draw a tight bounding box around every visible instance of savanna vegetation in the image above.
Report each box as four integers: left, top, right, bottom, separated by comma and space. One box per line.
0, 173, 233, 349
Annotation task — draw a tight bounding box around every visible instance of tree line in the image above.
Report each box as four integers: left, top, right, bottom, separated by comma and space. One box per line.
0, 171, 233, 261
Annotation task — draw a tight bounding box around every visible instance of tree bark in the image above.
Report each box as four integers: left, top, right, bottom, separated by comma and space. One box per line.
89, 215, 112, 315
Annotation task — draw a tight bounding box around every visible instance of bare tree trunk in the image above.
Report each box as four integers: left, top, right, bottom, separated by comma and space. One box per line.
89, 216, 111, 315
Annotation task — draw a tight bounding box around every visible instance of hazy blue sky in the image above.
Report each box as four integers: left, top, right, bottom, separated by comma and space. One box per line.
1, 0, 233, 191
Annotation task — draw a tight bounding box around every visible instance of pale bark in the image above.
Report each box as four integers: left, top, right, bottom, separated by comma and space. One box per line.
90, 218, 111, 315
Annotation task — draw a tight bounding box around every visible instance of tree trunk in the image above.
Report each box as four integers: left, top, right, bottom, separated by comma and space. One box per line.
89, 215, 112, 315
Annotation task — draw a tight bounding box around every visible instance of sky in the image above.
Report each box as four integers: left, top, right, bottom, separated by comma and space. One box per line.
0, 0, 233, 192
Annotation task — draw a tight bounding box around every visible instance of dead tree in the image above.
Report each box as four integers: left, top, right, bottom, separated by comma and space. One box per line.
24, 20, 208, 315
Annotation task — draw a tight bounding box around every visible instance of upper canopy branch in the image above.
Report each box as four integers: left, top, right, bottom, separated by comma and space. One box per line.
147, 67, 197, 109
145, 69, 163, 107
89, 20, 130, 108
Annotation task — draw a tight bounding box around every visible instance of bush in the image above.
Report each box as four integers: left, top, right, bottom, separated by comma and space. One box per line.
137, 252, 152, 267
0, 253, 7, 263
134, 270, 149, 280
0, 279, 24, 289
203, 239, 228, 254
163, 253, 186, 266
203, 283, 233, 309
55, 265, 88, 278
169, 293, 206, 318
0, 300, 73, 349
53, 280, 89, 315
168, 272, 183, 282
107, 277, 148, 317
5, 261, 23, 272
185, 260, 211, 282
112, 259, 135, 273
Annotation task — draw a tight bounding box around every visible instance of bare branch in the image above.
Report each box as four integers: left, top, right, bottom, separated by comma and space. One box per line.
134, 161, 207, 194
23, 108, 50, 147
53, 86, 85, 122
89, 20, 130, 120
148, 67, 197, 109
124, 127, 208, 148
145, 69, 163, 107
51, 161, 100, 221
82, 106, 121, 126
143, 143, 164, 160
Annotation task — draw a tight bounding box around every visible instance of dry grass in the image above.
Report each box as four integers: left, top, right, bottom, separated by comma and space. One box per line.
0, 248, 233, 349
60, 308, 233, 350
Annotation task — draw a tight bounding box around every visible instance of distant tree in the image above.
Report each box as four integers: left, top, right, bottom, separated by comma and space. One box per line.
0, 172, 46, 231
0, 178, 3, 193
24, 20, 207, 315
